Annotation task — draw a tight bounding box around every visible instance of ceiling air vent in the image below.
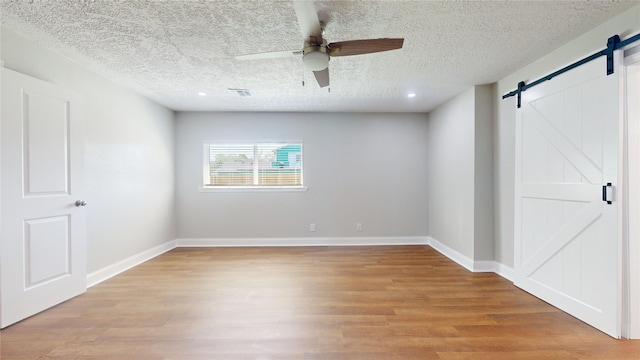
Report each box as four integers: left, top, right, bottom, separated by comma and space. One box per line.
228, 88, 252, 97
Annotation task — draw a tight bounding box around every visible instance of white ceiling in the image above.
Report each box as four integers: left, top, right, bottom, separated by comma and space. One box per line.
1, 0, 637, 113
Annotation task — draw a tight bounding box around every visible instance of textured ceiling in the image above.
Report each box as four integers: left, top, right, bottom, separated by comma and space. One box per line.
1, 0, 638, 112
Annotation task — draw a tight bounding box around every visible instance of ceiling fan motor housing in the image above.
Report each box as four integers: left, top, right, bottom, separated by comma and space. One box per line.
302, 40, 329, 71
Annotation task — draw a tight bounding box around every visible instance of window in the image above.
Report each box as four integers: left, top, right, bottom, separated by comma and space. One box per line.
204, 143, 303, 189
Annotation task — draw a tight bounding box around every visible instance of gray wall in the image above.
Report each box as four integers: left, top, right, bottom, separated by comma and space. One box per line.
175, 112, 429, 240
1, 28, 176, 273
473, 84, 495, 261
426, 85, 494, 261
427, 88, 476, 259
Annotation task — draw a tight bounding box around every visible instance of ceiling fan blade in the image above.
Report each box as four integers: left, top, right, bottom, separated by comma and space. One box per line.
328, 38, 404, 57
235, 50, 302, 61
293, 0, 322, 42
313, 68, 329, 88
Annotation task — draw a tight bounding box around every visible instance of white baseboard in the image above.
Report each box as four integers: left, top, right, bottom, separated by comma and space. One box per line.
473, 260, 498, 273
87, 236, 515, 288
470, 260, 514, 282
426, 236, 514, 281
427, 236, 475, 271
176, 236, 429, 247
493, 262, 515, 282
86, 240, 177, 287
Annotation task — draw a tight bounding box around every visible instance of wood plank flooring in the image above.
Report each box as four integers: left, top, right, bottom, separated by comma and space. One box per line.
1, 246, 639, 359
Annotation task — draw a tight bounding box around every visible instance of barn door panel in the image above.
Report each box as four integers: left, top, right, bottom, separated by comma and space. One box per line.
515, 55, 621, 338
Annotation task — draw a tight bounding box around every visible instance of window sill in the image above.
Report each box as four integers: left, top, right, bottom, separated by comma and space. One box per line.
199, 186, 309, 193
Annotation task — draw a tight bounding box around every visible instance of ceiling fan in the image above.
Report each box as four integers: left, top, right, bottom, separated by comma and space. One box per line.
235, 0, 404, 88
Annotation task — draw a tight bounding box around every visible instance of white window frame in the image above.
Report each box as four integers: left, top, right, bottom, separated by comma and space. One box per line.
200, 142, 308, 192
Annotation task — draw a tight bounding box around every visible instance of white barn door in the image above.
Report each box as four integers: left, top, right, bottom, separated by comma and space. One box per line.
514, 55, 622, 338
1, 68, 86, 328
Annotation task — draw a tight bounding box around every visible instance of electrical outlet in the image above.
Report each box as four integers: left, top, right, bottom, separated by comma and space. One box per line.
356, 223, 362, 231
310, 223, 316, 232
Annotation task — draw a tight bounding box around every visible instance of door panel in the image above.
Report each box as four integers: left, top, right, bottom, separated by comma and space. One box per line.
1, 68, 86, 328
25, 216, 71, 288
515, 55, 621, 337
23, 90, 71, 195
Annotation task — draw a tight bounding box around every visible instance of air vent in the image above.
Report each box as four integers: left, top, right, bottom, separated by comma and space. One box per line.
228, 88, 252, 97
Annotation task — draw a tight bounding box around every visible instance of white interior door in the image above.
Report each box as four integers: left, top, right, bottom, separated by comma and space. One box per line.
1, 68, 86, 328
514, 55, 622, 338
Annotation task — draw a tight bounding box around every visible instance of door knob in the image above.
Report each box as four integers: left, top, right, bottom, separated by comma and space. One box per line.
75, 200, 87, 207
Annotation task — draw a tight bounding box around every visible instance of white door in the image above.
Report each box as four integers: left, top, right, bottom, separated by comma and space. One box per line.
514, 54, 622, 338
0, 68, 86, 328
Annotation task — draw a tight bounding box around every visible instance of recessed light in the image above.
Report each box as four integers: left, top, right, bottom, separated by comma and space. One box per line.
407, 93, 416, 98
198, 92, 207, 96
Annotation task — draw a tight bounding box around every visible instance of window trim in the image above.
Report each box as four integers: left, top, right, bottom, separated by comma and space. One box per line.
201, 142, 306, 191
198, 185, 309, 193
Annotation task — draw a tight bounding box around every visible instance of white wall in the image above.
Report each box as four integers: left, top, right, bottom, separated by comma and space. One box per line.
426, 85, 494, 261
1, 27, 176, 273
175, 112, 429, 240
494, 4, 640, 267
625, 52, 640, 338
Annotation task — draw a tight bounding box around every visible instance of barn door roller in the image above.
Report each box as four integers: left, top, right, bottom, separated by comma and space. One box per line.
503, 33, 640, 108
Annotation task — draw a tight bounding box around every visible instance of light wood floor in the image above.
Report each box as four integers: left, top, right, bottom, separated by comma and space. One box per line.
1, 246, 639, 359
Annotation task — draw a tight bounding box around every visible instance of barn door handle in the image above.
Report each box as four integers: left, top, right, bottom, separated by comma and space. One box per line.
602, 183, 612, 204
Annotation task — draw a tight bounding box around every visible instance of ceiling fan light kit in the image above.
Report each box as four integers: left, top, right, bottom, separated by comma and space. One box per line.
302, 42, 329, 71
235, 0, 404, 88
